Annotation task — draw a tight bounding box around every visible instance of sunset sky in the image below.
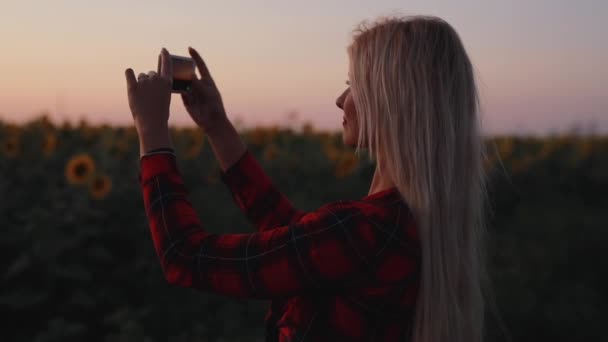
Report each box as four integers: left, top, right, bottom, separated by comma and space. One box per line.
1, 0, 606, 136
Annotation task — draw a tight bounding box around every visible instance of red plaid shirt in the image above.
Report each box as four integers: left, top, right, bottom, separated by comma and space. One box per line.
138, 148, 421, 341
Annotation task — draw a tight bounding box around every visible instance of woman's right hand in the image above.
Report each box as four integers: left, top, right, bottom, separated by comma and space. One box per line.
181, 46, 229, 132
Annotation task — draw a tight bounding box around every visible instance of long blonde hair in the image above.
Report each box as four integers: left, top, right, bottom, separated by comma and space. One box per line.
347, 14, 494, 342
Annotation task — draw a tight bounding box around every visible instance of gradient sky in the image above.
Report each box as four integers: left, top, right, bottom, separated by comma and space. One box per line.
1, 0, 606, 136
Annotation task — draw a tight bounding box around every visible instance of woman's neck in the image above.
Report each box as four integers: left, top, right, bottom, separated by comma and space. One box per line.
368, 162, 395, 196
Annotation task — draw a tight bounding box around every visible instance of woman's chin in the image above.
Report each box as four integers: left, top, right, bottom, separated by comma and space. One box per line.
342, 132, 354, 147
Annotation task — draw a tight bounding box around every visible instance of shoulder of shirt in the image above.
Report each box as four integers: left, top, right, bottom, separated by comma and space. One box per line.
324, 197, 403, 211
297, 200, 375, 224
140, 150, 176, 160
315, 198, 417, 244
300, 196, 406, 223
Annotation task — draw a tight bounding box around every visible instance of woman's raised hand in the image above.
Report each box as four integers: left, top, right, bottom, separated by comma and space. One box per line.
181, 47, 228, 133
125, 48, 172, 135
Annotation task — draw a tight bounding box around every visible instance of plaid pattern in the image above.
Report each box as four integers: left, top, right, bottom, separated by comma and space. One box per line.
138, 148, 421, 341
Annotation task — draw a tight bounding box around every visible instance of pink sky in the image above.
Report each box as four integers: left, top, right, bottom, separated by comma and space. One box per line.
1, 1, 606, 136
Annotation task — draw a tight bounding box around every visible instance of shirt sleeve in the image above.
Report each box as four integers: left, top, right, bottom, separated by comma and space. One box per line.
137, 152, 416, 299
140, 147, 176, 160
219, 148, 307, 232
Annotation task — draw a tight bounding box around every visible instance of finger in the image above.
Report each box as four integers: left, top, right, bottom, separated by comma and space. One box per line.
160, 48, 173, 81
147, 70, 157, 78
190, 79, 205, 94
138, 72, 148, 81
125, 68, 137, 92
188, 46, 211, 80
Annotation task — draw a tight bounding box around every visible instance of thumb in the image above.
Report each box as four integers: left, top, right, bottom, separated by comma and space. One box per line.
190, 79, 206, 95
181, 92, 193, 107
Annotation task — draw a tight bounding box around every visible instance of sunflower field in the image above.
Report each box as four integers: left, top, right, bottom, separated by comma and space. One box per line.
1, 114, 607, 341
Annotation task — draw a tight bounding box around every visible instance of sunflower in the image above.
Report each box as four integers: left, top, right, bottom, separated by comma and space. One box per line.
126, 127, 138, 140
38, 113, 55, 131
325, 145, 341, 162
206, 171, 219, 184
334, 153, 359, 178
509, 155, 534, 175
576, 138, 594, 160
88, 174, 112, 200
249, 127, 268, 146
2, 135, 20, 158
80, 124, 100, 143
65, 153, 96, 185
270, 126, 280, 138
263, 144, 279, 161
536, 140, 556, 160
495, 137, 514, 158
5, 123, 21, 137
301, 121, 315, 135
109, 138, 130, 157
169, 127, 181, 145
119, 139, 130, 152
183, 129, 205, 160
286, 155, 300, 171
60, 120, 73, 131
184, 144, 203, 160
42, 132, 58, 157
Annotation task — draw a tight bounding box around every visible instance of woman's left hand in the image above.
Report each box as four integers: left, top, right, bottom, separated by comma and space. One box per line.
125, 48, 173, 136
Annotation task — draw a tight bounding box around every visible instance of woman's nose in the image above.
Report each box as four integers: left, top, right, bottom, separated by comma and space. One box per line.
336, 92, 345, 109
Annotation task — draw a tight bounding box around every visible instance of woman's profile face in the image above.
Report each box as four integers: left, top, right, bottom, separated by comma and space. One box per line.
336, 78, 359, 147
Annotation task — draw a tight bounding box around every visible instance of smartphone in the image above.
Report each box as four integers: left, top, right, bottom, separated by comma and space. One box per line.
158, 53, 196, 93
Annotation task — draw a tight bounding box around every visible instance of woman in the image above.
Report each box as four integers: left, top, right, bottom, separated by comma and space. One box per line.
125, 14, 491, 342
